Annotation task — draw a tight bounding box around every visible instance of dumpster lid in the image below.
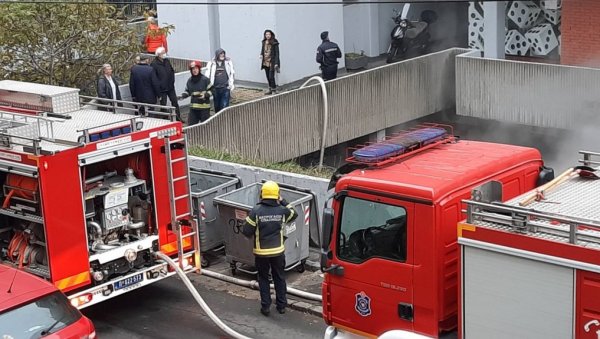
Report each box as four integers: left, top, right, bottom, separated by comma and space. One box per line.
213, 183, 312, 210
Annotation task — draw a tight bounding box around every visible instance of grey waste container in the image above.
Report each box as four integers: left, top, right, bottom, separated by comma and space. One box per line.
213, 182, 318, 276
189, 168, 241, 268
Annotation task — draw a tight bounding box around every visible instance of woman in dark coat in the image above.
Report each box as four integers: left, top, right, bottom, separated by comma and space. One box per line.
260, 29, 280, 95
97, 63, 122, 112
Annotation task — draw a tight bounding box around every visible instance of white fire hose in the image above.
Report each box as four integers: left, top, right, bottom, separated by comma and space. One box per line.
155, 252, 252, 339
201, 269, 322, 302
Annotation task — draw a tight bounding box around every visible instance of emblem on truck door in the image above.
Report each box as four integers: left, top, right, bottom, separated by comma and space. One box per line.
355, 291, 371, 317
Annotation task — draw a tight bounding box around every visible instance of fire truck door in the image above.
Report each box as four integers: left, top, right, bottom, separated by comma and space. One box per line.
329, 191, 414, 335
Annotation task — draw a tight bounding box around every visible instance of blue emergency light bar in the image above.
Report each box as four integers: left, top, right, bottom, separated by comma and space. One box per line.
350, 126, 450, 164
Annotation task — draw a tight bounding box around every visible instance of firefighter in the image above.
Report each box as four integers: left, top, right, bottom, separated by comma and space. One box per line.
178, 61, 212, 125
316, 31, 342, 81
242, 181, 297, 316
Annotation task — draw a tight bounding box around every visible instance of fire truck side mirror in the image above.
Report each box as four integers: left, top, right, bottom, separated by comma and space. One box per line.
321, 208, 341, 274
322, 208, 334, 251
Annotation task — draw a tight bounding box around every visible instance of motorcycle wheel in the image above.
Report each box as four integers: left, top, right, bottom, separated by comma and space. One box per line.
386, 46, 399, 63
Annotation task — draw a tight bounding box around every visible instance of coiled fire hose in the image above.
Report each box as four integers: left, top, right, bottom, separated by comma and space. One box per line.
155, 252, 252, 339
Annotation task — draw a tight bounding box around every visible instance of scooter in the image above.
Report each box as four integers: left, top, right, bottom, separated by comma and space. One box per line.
386, 5, 437, 63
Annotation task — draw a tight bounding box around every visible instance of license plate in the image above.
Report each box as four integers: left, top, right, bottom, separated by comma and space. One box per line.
114, 273, 144, 290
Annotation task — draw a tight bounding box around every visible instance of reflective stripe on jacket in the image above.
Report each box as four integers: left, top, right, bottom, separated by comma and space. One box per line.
183, 75, 212, 111
242, 199, 298, 257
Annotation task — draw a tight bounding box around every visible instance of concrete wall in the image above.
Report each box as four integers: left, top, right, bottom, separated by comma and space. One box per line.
274, 1, 345, 84
157, 0, 343, 85
344, 3, 380, 56
219, 1, 276, 84
156, 0, 212, 61
188, 156, 330, 214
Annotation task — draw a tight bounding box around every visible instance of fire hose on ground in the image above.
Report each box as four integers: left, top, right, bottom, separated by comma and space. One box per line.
156, 252, 323, 338
200, 268, 323, 302
156, 252, 253, 339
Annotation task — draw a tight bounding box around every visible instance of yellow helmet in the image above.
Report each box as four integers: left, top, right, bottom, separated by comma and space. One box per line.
261, 181, 280, 200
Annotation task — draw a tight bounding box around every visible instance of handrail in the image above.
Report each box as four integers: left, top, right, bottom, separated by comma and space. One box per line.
579, 150, 600, 167
0, 109, 56, 139
299, 76, 328, 170
79, 95, 178, 121
0, 133, 83, 155
464, 199, 600, 247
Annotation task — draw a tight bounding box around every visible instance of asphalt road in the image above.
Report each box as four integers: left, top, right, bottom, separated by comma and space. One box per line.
83, 274, 326, 339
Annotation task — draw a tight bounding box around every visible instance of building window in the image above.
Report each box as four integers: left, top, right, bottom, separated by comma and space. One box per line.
337, 196, 407, 263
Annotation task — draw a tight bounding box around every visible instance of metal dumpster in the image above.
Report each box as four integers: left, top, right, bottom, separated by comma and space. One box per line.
189, 168, 241, 267
213, 182, 318, 275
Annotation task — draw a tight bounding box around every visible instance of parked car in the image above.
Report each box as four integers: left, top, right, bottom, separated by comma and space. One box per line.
0, 264, 96, 338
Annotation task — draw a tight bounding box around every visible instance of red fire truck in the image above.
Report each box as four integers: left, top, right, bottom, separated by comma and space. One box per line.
0, 80, 199, 309
320, 125, 553, 338
458, 151, 600, 339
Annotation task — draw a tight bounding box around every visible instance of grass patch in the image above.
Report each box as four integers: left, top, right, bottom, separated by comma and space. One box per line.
189, 146, 335, 179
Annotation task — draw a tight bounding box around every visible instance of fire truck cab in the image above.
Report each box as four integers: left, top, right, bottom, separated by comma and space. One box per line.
458, 150, 600, 339
0, 80, 199, 308
321, 125, 550, 338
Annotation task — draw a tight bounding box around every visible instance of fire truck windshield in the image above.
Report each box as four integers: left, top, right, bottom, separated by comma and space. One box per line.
337, 196, 407, 263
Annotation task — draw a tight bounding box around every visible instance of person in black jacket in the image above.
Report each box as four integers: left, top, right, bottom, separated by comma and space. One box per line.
129, 55, 159, 116
242, 181, 297, 316
316, 31, 342, 80
178, 61, 212, 126
97, 64, 122, 112
260, 29, 280, 95
151, 47, 181, 121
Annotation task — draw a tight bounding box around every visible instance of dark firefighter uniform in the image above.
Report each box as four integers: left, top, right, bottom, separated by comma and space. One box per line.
242, 181, 297, 316
316, 31, 342, 81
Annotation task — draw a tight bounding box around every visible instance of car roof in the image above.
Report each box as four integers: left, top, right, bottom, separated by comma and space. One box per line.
339, 140, 542, 203
0, 264, 56, 311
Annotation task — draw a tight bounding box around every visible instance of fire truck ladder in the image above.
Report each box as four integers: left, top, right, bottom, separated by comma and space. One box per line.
164, 136, 201, 271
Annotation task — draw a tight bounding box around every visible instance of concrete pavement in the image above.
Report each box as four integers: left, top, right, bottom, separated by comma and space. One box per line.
84, 271, 326, 338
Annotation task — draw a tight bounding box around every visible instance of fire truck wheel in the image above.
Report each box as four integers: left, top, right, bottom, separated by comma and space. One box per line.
201, 256, 210, 268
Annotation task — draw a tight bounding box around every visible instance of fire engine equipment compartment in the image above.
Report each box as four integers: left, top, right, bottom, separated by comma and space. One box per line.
0, 171, 49, 277
214, 182, 316, 275
189, 168, 241, 268
0, 80, 196, 309
459, 153, 600, 339
81, 153, 158, 285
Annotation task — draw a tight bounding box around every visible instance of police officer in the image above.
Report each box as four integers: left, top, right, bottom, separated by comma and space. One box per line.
316, 31, 342, 80
242, 181, 297, 316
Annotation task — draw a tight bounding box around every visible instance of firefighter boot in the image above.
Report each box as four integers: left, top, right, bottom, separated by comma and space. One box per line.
260, 307, 270, 316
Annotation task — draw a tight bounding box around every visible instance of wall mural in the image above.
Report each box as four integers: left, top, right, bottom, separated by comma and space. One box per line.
468, 0, 562, 58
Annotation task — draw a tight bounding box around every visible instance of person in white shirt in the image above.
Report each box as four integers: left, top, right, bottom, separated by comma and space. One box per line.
205, 48, 235, 113
97, 63, 122, 112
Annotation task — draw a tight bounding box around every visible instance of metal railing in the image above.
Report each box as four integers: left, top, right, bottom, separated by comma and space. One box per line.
79, 95, 178, 121
139, 54, 206, 73
456, 50, 600, 129
465, 199, 600, 248
184, 48, 467, 163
